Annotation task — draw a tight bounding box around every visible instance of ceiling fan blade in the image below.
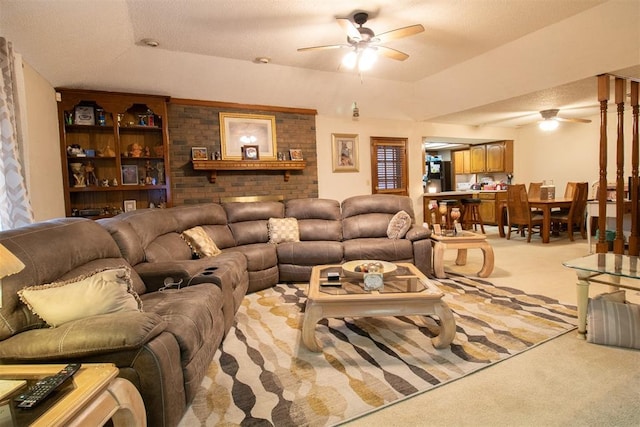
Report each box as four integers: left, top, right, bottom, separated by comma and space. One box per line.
336, 18, 361, 40
297, 44, 348, 52
377, 46, 409, 61
376, 24, 425, 43
555, 117, 592, 123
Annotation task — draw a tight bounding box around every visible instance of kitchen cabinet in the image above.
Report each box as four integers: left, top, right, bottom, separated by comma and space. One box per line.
453, 150, 470, 174
476, 191, 507, 224
469, 145, 486, 173
469, 141, 513, 174
57, 88, 172, 218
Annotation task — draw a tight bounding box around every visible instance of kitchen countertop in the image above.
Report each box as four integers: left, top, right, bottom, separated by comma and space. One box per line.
423, 190, 507, 197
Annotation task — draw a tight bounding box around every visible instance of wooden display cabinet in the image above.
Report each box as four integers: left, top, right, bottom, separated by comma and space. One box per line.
57, 89, 172, 218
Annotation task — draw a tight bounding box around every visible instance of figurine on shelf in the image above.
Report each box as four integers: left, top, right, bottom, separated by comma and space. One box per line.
84, 161, 98, 186
129, 143, 143, 158
156, 162, 165, 184
144, 146, 151, 157
100, 143, 115, 157
70, 163, 85, 187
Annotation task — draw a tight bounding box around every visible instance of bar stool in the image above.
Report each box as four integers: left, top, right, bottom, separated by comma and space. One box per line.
461, 198, 485, 233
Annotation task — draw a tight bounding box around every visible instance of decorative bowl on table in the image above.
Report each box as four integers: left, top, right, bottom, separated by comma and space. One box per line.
341, 260, 398, 279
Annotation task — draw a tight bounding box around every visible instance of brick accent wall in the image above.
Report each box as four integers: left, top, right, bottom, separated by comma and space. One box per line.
168, 103, 318, 205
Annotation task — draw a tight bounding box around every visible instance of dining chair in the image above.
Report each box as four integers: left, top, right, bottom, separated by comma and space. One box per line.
551, 182, 588, 241
506, 184, 544, 242
527, 182, 542, 199
528, 182, 544, 215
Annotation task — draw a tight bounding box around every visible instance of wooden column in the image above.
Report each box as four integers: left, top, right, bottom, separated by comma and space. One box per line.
614, 78, 626, 254
630, 81, 640, 255
596, 75, 610, 254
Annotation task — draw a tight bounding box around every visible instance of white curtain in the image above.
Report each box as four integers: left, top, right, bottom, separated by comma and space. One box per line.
0, 37, 33, 230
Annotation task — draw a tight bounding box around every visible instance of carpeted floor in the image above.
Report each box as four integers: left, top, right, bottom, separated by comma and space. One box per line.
179, 274, 577, 426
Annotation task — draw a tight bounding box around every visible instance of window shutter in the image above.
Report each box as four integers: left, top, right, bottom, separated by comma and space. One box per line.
371, 137, 408, 195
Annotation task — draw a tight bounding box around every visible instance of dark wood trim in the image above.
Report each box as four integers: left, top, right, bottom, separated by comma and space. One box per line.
170, 98, 317, 116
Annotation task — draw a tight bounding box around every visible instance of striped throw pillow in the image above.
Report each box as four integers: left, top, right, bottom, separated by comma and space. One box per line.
587, 291, 640, 349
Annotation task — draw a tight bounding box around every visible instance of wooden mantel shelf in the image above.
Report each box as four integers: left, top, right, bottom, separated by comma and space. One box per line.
192, 160, 306, 183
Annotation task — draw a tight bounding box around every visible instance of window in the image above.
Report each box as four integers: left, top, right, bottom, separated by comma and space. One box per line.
370, 137, 408, 195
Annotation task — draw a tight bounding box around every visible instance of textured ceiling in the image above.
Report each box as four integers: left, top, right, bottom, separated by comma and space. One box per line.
1, 0, 638, 126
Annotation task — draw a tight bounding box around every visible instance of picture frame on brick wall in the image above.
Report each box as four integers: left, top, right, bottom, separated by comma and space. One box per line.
191, 146, 208, 160
331, 133, 359, 172
289, 149, 303, 161
220, 112, 277, 160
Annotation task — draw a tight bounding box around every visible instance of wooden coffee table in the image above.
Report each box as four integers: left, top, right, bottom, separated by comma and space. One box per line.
0, 363, 145, 427
302, 263, 456, 352
430, 231, 495, 279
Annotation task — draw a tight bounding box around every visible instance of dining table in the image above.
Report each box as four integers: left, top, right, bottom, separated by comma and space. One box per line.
497, 197, 573, 243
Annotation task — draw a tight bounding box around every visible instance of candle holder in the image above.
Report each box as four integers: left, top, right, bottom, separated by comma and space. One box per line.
450, 207, 461, 235
438, 202, 448, 234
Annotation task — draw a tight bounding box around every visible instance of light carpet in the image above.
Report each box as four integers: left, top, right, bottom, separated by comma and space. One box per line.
179, 275, 577, 426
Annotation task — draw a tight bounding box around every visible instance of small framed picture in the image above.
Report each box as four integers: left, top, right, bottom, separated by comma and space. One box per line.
331, 133, 359, 172
289, 149, 303, 161
74, 105, 95, 125
432, 224, 442, 234
191, 147, 208, 160
242, 145, 260, 160
121, 165, 139, 185
124, 200, 137, 212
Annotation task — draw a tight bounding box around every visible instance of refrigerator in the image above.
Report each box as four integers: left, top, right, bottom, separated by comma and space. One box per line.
425, 160, 453, 193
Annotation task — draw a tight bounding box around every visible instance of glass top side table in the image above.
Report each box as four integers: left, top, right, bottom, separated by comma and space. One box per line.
563, 253, 640, 338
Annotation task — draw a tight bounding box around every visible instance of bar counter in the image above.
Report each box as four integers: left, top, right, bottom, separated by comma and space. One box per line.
423, 190, 507, 225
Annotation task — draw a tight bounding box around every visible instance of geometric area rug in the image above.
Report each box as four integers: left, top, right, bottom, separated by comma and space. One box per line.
179, 275, 577, 426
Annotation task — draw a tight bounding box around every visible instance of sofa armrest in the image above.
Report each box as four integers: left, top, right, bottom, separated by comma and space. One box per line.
0, 312, 166, 361
405, 225, 431, 241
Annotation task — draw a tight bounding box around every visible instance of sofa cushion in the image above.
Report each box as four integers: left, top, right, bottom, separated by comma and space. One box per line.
342, 238, 414, 262
145, 232, 194, 262
387, 210, 412, 239
587, 291, 640, 349
276, 241, 343, 265
268, 217, 300, 244
182, 226, 222, 257
18, 266, 142, 327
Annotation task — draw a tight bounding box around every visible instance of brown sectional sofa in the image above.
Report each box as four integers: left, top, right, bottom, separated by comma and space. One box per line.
0, 194, 432, 427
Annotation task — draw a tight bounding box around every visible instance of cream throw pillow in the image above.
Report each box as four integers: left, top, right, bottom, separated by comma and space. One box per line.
181, 226, 221, 257
387, 210, 412, 239
17, 267, 142, 327
268, 217, 300, 244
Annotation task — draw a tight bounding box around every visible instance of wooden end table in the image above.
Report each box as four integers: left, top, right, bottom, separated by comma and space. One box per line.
0, 363, 145, 427
303, 263, 456, 352
430, 231, 495, 279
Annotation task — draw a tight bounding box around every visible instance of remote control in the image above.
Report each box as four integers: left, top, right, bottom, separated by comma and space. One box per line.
15, 363, 81, 409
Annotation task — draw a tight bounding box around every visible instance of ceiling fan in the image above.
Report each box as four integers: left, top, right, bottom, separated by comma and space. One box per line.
538, 108, 592, 130
297, 12, 424, 70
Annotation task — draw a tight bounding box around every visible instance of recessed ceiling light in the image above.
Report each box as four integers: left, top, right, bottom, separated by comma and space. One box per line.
141, 38, 159, 48
254, 57, 270, 64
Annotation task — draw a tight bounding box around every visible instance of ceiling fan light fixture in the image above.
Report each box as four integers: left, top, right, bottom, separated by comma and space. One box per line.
358, 47, 378, 71
539, 119, 559, 131
342, 51, 358, 69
